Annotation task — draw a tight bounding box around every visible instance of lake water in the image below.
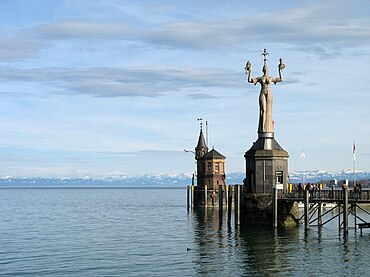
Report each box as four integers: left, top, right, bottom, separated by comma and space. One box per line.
1, 188, 370, 276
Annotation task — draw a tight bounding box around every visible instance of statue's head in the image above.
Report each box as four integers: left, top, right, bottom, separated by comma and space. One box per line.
262, 64, 268, 75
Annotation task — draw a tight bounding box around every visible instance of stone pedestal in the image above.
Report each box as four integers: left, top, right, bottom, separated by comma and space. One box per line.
244, 132, 289, 194
240, 194, 299, 227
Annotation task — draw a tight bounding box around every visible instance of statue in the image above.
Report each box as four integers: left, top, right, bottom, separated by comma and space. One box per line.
245, 49, 285, 134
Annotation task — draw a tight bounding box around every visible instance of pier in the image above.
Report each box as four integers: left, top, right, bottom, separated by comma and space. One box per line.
279, 186, 370, 235
187, 184, 370, 236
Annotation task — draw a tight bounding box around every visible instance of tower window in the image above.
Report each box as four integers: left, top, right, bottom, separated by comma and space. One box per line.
215, 162, 220, 172
207, 162, 212, 172
276, 171, 283, 184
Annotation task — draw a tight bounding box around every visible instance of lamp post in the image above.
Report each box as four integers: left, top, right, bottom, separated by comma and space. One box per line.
300, 151, 305, 187
184, 149, 196, 186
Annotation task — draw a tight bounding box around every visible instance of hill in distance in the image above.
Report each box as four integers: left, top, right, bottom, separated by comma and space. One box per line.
0, 170, 369, 187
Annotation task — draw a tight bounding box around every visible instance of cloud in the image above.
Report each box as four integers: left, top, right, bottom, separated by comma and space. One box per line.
29, 21, 134, 40
0, 66, 242, 98
1, 2, 369, 62
0, 36, 48, 61
187, 93, 218, 100
304, 82, 320, 87
21, 4, 370, 52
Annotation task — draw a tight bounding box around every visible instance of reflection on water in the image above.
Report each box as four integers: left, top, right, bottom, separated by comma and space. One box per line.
190, 206, 370, 276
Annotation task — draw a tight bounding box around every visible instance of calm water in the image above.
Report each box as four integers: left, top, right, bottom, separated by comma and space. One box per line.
1, 188, 370, 276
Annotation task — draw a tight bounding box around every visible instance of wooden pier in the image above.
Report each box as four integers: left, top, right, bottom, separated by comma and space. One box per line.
187, 184, 370, 236
278, 186, 370, 236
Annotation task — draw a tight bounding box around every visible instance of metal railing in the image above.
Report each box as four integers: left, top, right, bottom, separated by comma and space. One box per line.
280, 188, 370, 201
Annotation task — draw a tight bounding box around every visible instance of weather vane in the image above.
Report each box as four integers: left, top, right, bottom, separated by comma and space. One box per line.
261, 48, 269, 65
197, 118, 203, 130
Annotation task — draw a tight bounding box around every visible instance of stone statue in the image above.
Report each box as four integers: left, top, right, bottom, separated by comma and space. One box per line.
245, 50, 285, 134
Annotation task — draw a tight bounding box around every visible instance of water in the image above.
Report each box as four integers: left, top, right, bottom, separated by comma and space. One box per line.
1, 188, 370, 276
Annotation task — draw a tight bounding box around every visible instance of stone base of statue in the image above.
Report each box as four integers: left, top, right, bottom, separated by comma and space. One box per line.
244, 132, 289, 194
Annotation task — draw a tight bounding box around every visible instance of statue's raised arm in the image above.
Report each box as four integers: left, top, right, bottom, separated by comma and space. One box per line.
245, 61, 259, 85
272, 58, 285, 84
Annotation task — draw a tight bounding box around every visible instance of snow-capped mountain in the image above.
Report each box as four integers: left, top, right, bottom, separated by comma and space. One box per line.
0, 170, 369, 187
0, 173, 193, 187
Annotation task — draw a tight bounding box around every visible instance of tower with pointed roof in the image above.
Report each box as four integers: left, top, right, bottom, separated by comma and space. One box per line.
194, 128, 226, 191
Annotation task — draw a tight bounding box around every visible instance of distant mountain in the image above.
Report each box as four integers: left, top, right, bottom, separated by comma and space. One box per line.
0, 170, 369, 187
227, 170, 370, 184
0, 173, 193, 187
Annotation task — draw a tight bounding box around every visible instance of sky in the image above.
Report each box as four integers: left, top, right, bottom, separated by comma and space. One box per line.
0, 0, 370, 177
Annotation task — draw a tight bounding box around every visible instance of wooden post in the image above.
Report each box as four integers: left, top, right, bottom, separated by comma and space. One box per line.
191, 185, 195, 209
338, 201, 341, 231
235, 185, 240, 225
228, 185, 233, 226
225, 185, 229, 207
317, 203, 322, 228
343, 185, 349, 235
187, 186, 190, 211
354, 204, 357, 229
204, 185, 208, 208
219, 185, 223, 224
273, 187, 278, 228
304, 188, 309, 230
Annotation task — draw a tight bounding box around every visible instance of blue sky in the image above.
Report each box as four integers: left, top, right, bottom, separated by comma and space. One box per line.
0, 0, 369, 177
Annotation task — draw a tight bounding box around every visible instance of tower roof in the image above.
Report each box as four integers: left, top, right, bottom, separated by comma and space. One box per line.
195, 129, 207, 150
203, 148, 226, 160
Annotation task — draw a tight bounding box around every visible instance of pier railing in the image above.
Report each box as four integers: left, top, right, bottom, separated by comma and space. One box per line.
279, 188, 370, 201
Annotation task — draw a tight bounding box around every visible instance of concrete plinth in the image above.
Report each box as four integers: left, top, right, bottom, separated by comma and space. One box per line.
244, 133, 289, 194
240, 193, 299, 227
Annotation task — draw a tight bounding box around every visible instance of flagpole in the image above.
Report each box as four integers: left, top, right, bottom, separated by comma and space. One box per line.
353, 141, 356, 187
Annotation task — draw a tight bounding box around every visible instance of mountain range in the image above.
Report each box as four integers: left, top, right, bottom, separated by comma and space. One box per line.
0, 170, 369, 187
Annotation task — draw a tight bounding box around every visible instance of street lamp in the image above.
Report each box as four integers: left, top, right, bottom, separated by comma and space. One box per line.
184, 149, 196, 186
300, 151, 305, 187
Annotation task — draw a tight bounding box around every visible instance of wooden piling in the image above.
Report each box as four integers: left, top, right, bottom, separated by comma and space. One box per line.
225, 185, 229, 207
227, 185, 233, 225
235, 185, 240, 225
187, 186, 190, 211
219, 186, 223, 211
273, 187, 278, 228
338, 202, 341, 231
191, 185, 195, 209
219, 185, 223, 224
304, 189, 309, 230
343, 186, 349, 235
317, 203, 322, 228
204, 185, 208, 208
354, 204, 357, 229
